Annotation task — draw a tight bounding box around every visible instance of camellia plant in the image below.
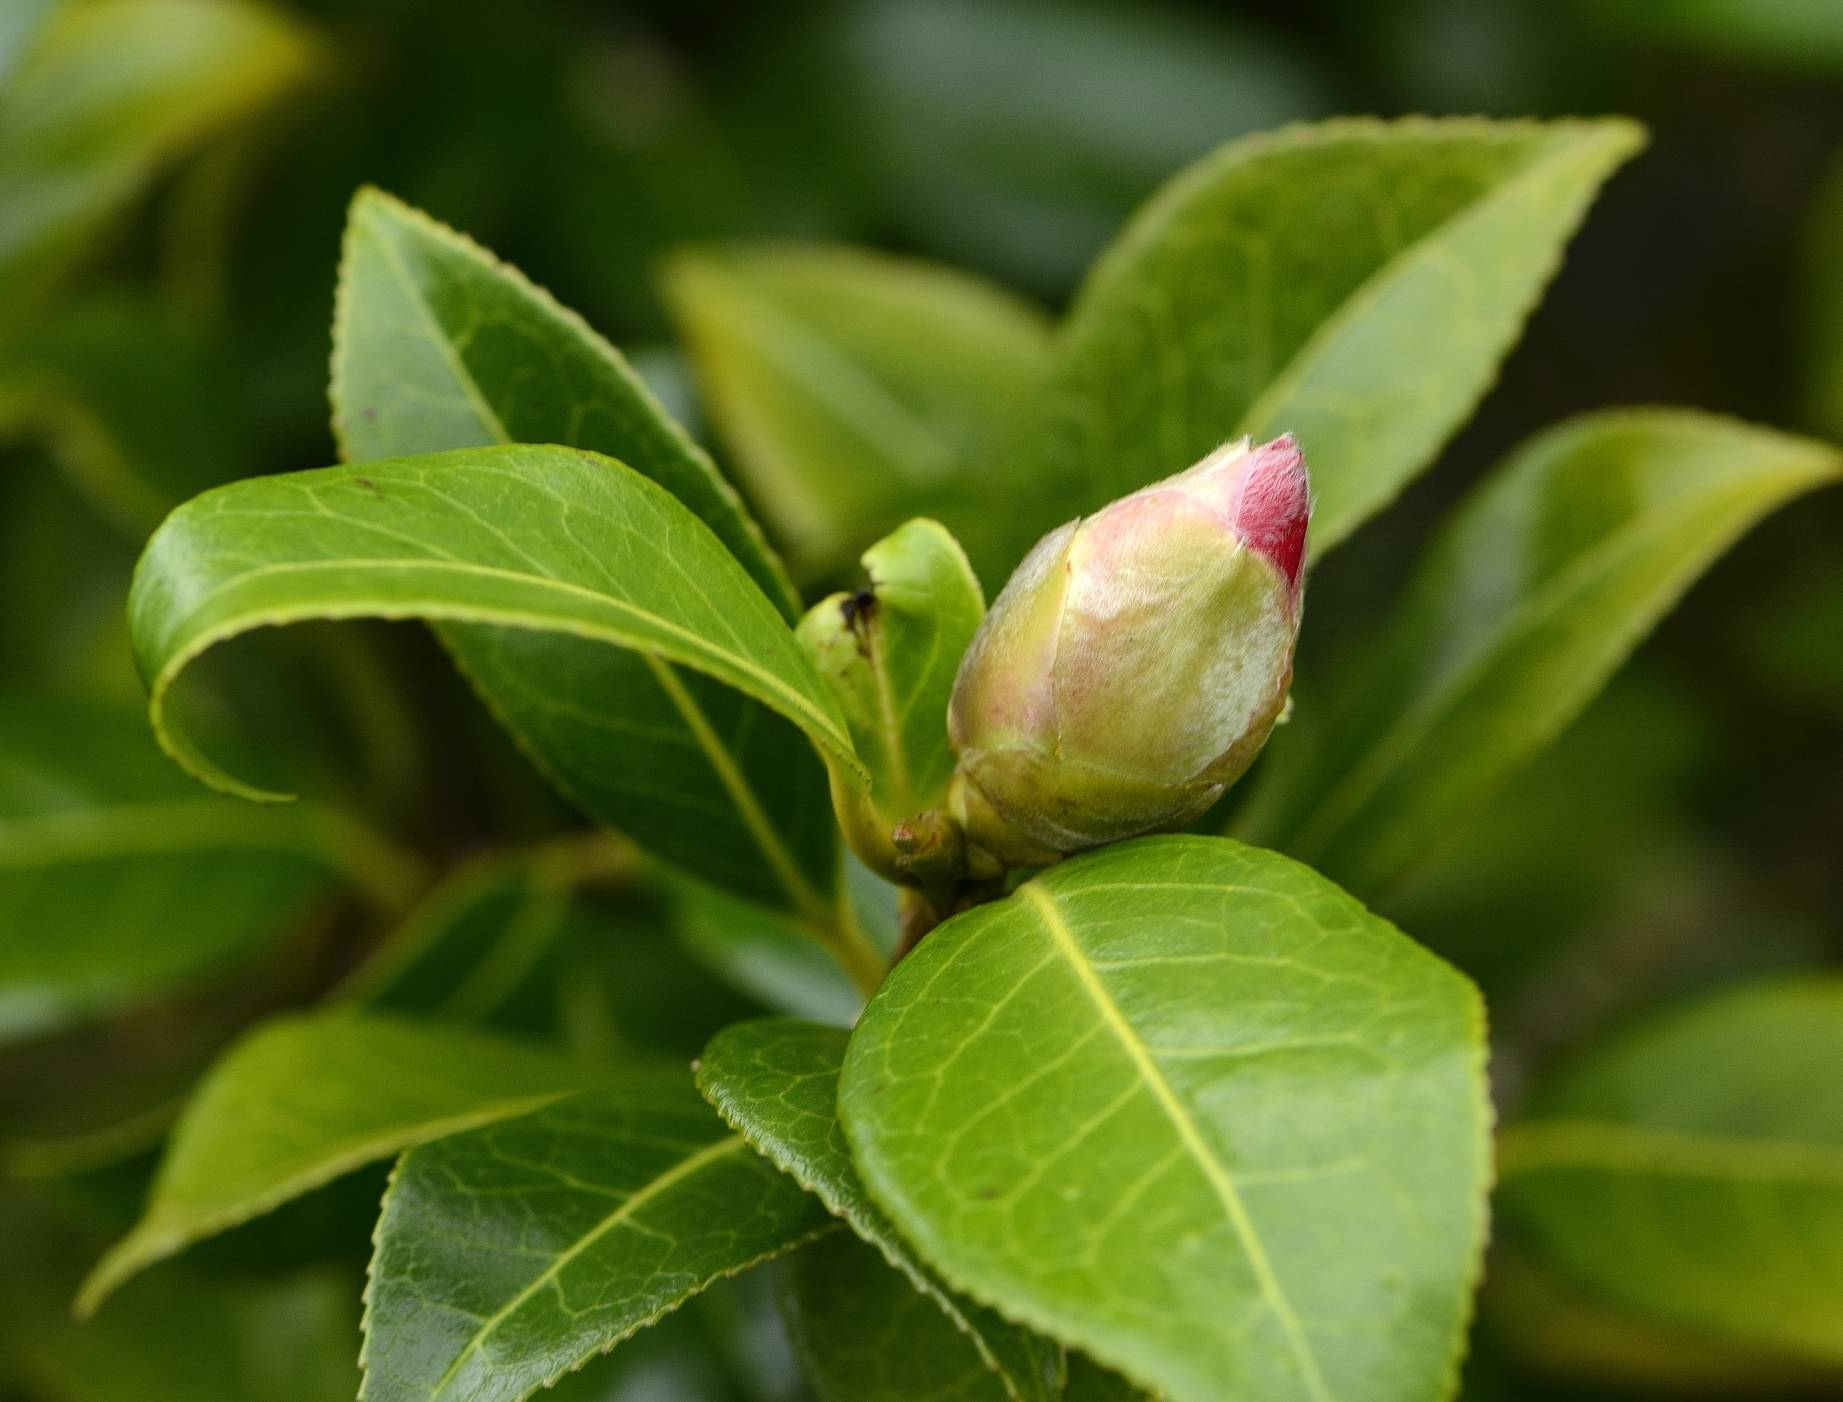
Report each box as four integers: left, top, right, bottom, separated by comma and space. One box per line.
17, 107, 1843, 1402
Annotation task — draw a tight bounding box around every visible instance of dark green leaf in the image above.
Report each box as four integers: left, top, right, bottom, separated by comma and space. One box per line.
779, 1233, 1022, 1401
77, 1010, 603, 1312
360, 1077, 832, 1402
332, 188, 795, 613
0, 0, 318, 330
0, 693, 412, 1039
1020, 116, 1642, 563
126, 445, 868, 918
328, 190, 845, 914
663, 243, 1052, 580
839, 835, 1489, 1402
697, 1018, 1059, 1400
1061, 1353, 1157, 1402
797, 518, 985, 871
1242, 410, 1843, 898
535, 1306, 749, 1402
1498, 976, 1843, 1364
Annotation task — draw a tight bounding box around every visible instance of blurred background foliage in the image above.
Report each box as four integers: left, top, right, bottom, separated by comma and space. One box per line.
2, 0, 1842, 1398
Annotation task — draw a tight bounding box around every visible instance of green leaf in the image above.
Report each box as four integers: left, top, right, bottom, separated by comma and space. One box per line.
696, 1018, 1059, 1401
839, 835, 1490, 1402
1062, 1354, 1157, 1402
534, 1305, 749, 1402
77, 1009, 602, 1313
1497, 975, 1843, 1364
779, 1233, 1025, 1402
1020, 116, 1643, 563
332, 188, 796, 614
1242, 410, 1843, 898
797, 518, 985, 872
0, 0, 318, 331
359, 1077, 832, 1402
662, 244, 1052, 580
328, 189, 843, 914
0, 693, 412, 1039
126, 444, 868, 917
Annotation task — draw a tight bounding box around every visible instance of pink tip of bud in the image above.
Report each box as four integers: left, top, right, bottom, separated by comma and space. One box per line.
1229, 434, 1310, 597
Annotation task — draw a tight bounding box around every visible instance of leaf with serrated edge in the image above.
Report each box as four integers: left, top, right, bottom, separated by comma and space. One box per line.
77, 1010, 602, 1313
328, 190, 845, 912
1498, 976, 1843, 1364
1241, 410, 1843, 897
840, 835, 1490, 1402
127, 445, 867, 919
332, 188, 795, 614
359, 1078, 833, 1402
697, 1019, 1059, 1401
1019, 116, 1643, 564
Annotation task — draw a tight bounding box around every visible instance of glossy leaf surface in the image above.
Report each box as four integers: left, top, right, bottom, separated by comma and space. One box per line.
1498, 976, 1843, 1363
329, 191, 841, 912
126, 444, 865, 914
79, 1011, 600, 1311
332, 188, 794, 611
1021, 117, 1642, 561
698, 1018, 1058, 1400
1244, 410, 1843, 896
798, 518, 985, 871
840, 835, 1489, 1402
361, 1078, 832, 1402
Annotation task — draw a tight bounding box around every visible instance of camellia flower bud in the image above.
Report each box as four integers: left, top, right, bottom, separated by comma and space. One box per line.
947, 434, 1309, 870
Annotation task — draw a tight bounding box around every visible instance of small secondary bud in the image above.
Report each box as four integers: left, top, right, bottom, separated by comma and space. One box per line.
947, 435, 1309, 868
890, 809, 966, 887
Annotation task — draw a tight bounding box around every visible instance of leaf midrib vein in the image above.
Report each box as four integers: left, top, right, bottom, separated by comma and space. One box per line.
165, 554, 842, 750
426, 1133, 750, 1397
1019, 883, 1334, 1402
367, 217, 513, 445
